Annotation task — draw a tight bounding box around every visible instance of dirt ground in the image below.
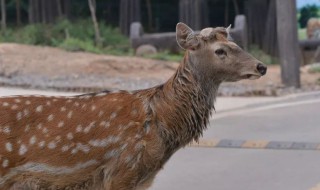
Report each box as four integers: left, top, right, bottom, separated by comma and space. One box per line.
0, 43, 319, 96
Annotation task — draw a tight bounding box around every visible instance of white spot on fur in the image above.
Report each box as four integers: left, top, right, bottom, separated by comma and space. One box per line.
29, 136, 37, 145
25, 124, 30, 132
36, 105, 43, 112
46, 101, 51, 106
14, 99, 21, 103
91, 105, 96, 111
16, 112, 22, 120
71, 148, 78, 154
2, 159, 9, 168
60, 106, 67, 112
67, 132, 74, 140
55, 136, 61, 141
74, 102, 80, 107
98, 111, 104, 117
48, 114, 54, 121
88, 136, 120, 147
48, 141, 57, 149
67, 111, 73, 119
104, 149, 118, 159
3, 126, 11, 134
75, 143, 90, 153
37, 123, 43, 130
19, 144, 28, 155
42, 127, 48, 134
110, 112, 117, 119
83, 122, 95, 133
38, 141, 45, 148
25, 100, 31, 105
23, 109, 29, 117
76, 125, 83, 133
11, 104, 18, 110
100, 121, 110, 128
5, 142, 13, 152
58, 121, 64, 128
61, 145, 70, 152
2, 102, 9, 107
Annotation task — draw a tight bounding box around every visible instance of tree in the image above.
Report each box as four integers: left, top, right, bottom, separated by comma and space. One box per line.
16, 0, 21, 26
1, 0, 6, 31
299, 5, 319, 28
276, 0, 300, 87
179, 0, 208, 30
119, 0, 141, 36
88, 0, 103, 47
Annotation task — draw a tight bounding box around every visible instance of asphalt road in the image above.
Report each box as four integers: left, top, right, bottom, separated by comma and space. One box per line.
1, 87, 320, 190
151, 92, 320, 190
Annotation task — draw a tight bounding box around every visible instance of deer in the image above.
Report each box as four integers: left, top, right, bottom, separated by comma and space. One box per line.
0, 22, 267, 190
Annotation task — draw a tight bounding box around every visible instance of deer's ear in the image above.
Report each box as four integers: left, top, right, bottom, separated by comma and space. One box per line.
176, 22, 200, 50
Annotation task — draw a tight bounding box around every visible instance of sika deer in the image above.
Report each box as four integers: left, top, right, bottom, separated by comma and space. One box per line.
0, 23, 267, 190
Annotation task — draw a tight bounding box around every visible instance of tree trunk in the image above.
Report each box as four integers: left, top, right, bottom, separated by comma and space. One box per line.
88, 0, 102, 47
146, 0, 153, 31
56, 0, 62, 18
119, 0, 141, 36
16, 0, 21, 26
41, 0, 46, 23
276, 0, 300, 87
224, 0, 229, 26
232, 0, 240, 15
179, 0, 208, 30
1, 0, 6, 31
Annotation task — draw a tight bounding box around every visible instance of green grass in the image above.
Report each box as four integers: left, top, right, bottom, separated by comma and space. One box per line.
308, 65, 320, 73
298, 28, 307, 40
0, 19, 132, 56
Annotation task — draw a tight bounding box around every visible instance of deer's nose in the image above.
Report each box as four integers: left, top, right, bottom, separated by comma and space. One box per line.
257, 63, 267, 75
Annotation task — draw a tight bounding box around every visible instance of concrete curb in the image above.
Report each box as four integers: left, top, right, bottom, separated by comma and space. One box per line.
189, 139, 320, 151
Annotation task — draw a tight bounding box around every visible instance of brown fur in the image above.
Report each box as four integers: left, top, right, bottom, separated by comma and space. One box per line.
0, 23, 266, 190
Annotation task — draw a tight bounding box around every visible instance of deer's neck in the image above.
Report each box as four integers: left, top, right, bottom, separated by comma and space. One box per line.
151, 51, 221, 150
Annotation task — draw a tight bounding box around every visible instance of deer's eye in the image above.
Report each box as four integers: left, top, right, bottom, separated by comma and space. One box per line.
215, 49, 226, 56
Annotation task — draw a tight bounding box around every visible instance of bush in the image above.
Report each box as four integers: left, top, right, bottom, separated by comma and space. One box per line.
0, 18, 131, 55
58, 38, 101, 53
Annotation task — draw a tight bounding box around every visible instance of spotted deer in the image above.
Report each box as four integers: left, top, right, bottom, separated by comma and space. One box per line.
0, 23, 267, 190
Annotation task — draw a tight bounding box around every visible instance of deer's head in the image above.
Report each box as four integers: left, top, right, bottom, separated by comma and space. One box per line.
176, 22, 267, 82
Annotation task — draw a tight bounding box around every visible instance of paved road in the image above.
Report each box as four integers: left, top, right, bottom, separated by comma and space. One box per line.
1, 87, 320, 190
151, 92, 320, 190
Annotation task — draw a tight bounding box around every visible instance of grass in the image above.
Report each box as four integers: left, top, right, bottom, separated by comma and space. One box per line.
298, 28, 307, 40
308, 64, 320, 73
0, 19, 131, 56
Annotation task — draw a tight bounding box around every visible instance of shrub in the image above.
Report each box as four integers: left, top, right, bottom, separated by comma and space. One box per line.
58, 37, 101, 53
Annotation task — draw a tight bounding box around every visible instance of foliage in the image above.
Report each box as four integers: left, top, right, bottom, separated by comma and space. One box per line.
0, 19, 131, 55
249, 45, 277, 65
298, 5, 320, 28
58, 38, 101, 53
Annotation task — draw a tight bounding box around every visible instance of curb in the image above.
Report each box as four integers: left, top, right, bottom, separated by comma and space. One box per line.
189, 139, 320, 151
